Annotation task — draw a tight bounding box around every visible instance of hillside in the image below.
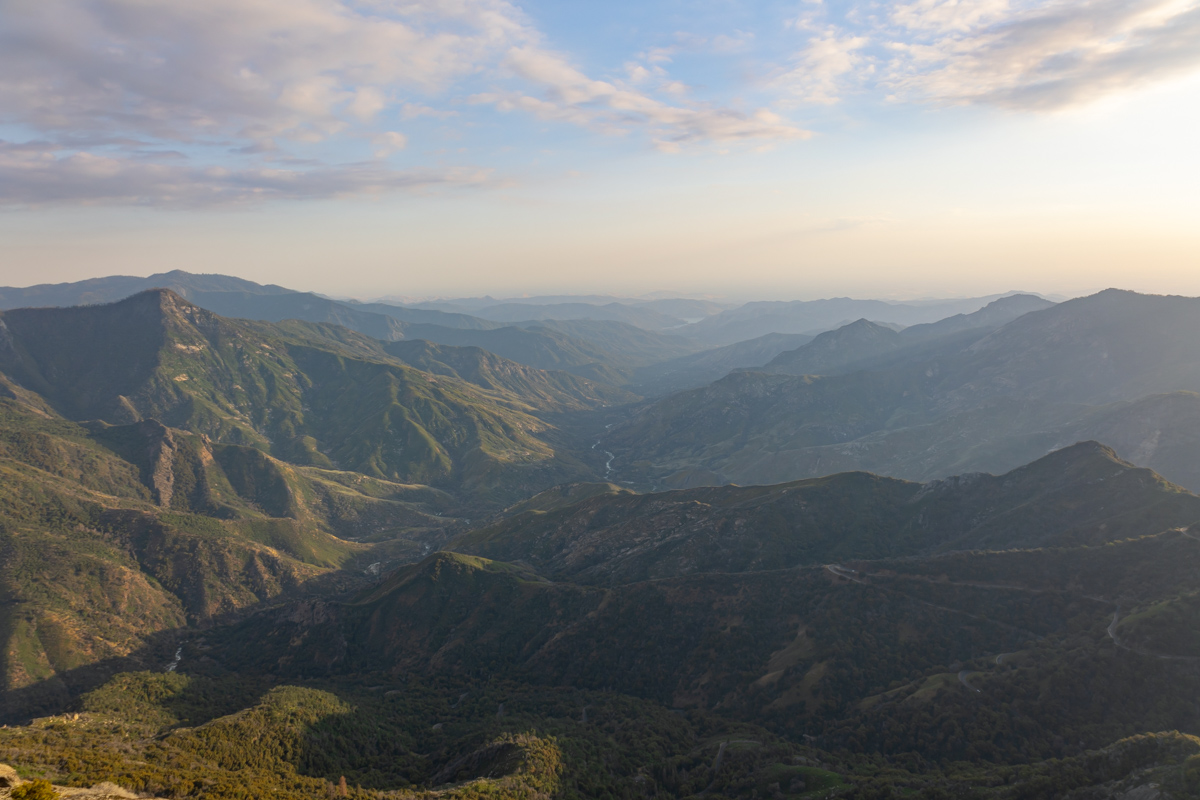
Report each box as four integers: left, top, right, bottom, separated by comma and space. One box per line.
935, 289, 1200, 408
198, 451, 1200, 779
0, 399, 418, 714
0, 271, 292, 309
0, 290, 605, 503
451, 443, 1200, 585
764, 294, 1055, 378
471, 301, 686, 329
380, 340, 636, 412
607, 289, 1200, 491
678, 294, 1032, 346
0, 271, 501, 332
3, 441, 1200, 797
764, 319, 901, 377
386, 323, 634, 385
3, 280, 1200, 800
630, 332, 813, 396
522, 319, 703, 368
0, 272, 717, 390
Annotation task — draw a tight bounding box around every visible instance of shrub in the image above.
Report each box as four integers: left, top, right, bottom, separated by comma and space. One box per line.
11, 779, 60, 800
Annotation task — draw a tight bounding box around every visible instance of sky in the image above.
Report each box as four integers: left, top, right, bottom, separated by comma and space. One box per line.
1, 0, 1198, 300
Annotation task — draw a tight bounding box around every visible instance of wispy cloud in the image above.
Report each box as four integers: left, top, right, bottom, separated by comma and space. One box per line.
773, 0, 1200, 109
0, 140, 492, 207
0, 0, 807, 205
883, 0, 1200, 109
0, 0, 526, 147
472, 47, 809, 149
774, 30, 871, 105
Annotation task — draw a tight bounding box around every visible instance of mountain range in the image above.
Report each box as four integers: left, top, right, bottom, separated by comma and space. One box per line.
606, 289, 1200, 492
675, 293, 1049, 346
1, 275, 1200, 800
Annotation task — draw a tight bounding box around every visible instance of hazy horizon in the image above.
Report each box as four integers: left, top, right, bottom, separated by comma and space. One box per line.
2, 0, 1197, 299
0, 265, 1110, 306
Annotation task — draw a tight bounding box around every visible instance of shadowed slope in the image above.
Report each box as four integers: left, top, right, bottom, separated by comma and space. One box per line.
609, 290, 1200, 490
452, 443, 1200, 585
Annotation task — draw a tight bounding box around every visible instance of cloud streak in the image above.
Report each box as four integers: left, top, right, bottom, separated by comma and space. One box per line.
0, 140, 493, 207
777, 0, 1200, 109
884, 0, 1200, 109
0, 0, 806, 205
473, 47, 809, 149
0, 0, 525, 146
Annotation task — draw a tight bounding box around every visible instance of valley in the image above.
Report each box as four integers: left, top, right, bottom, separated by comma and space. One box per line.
1, 275, 1199, 800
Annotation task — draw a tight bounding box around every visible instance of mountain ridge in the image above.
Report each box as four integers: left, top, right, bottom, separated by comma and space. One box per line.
606, 289, 1200, 492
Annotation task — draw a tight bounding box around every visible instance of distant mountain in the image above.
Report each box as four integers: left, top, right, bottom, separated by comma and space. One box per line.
453, 443, 1199, 584
185, 291, 660, 386
525, 319, 701, 365
624, 295, 1049, 398
606, 289, 1200, 491
0, 270, 292, 309
407, 293, 633, 311
764, 319, 900, 377
381, 339, 637, 412
391, 298, 692, 330
937, 289, 1200, 408
765, 294, 1054, 377
338, 299, 504, 330
0, 290, 603, 501
0, 271, 508, 331
391, 322, 629, 385
193, 292, 704, 387
407, 295, 730, 321
630, 298, 729, 320
182, 290, 413, 340
630, 332, 813, 396
0, 273, 700, 390
897, 292, 1055, 339
9, 278, 1200, 800
0, 290, 671, 706
375, 318, 700, 387
471, 301, 687, 330
679, 292, 1047, 346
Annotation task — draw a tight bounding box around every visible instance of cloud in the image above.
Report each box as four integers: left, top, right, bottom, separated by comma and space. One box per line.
0, 0, 528, 147
0, 0, 808, 204
775, 30, 870, 104
883, 0, 1200, 109
473, 47, 810, 147
0, 0, 530, 203
0, 140, 491, 207
372, 132, 409, 157
776, 0, 1200, 109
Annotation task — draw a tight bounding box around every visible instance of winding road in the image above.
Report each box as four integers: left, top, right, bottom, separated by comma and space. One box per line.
1106, 607, 1200, 662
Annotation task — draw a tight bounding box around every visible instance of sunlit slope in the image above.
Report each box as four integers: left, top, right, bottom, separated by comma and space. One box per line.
0, 290, 598, 501
4, 671, 1199, 799
0, 394, 461, 710
382, 339, 636, 412
0, 403, 360, 710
